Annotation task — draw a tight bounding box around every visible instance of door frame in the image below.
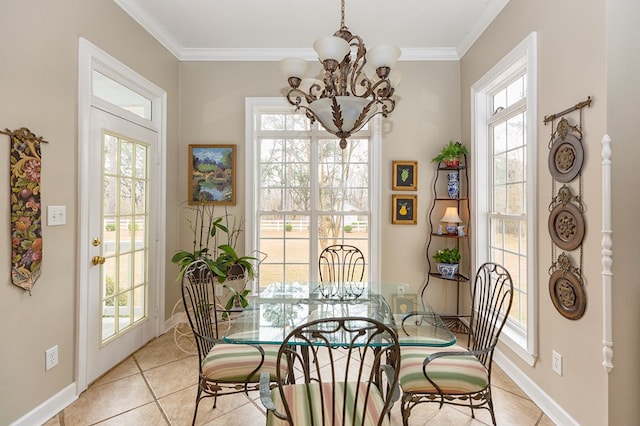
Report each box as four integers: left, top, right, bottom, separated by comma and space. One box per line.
77, 38, 167, 392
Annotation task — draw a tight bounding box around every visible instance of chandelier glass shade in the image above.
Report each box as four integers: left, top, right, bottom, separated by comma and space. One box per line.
279, 0, 401, 149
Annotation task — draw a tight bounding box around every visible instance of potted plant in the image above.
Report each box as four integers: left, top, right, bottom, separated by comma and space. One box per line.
433, 246, 461, 278
431, 140, 469, 167
171, 203, 257, 283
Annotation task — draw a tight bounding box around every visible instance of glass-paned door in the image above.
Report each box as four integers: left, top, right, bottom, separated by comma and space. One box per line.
101, 132, 149, 342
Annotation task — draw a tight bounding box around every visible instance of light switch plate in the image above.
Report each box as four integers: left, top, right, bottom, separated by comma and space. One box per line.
48, 205, 66, 226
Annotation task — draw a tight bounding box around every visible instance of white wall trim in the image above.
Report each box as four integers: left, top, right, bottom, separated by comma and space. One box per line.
601, 133, 614, 373
9, 383, 77, 426
494, 350, 579, 426
471, 32, 538, 364
77, 37, 167, 392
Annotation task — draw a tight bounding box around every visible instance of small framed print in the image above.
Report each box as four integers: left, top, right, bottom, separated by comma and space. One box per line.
392, 194, 417, 224
392, 161, 418, 191
188, 144, 236, 205
392, 294, 418, 315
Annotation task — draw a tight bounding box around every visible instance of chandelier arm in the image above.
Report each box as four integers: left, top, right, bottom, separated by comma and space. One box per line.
348, 35, 368, 96
284, 88, 317, 108
378, 97, 396, 117
370, 78, 394, 100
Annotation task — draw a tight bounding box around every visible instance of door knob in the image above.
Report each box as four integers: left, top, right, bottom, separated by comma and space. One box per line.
92, 256, 106, 265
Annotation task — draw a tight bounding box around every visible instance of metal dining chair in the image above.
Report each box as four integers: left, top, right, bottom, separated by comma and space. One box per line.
398, 262, 514, 425
259, 316, 401, 426
318, 244, 366, 282
181, 259, 286, 425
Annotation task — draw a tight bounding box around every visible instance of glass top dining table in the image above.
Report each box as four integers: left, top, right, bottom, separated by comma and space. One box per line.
221, 282, 456, 348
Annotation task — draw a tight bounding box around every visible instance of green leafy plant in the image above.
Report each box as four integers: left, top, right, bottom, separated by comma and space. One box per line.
171, 203, 256, 282
343, 224, 353, 233
224, 284, 251, 309
433, 246, 461, 264
431, 140, 468, 163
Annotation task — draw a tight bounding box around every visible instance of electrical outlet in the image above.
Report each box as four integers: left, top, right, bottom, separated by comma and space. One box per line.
552, 350, 562, 376
46, 345, 59, 371
397, 285, 405, 295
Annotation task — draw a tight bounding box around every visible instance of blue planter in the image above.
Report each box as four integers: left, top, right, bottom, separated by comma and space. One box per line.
437, 262, 459, 279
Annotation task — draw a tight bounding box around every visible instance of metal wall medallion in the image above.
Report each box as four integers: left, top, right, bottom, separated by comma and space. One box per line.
549, 253, 586, 320
548, 186, 585, 251
548, 118, 584, 183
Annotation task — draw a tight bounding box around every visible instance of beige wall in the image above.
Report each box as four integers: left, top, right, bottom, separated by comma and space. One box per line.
0, 1, 179, 424
460, 0, 640, 424
178, 60, 461, 312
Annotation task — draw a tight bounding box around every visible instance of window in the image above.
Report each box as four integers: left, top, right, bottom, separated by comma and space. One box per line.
245, 99, 381, 291
472, 33, 537, 365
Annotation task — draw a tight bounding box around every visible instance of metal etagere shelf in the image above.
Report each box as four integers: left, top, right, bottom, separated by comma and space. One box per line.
420, 154, 471, 333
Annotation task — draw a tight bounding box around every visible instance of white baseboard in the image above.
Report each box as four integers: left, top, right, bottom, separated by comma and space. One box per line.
494, 349, 579, 426
10, 383, 77, 426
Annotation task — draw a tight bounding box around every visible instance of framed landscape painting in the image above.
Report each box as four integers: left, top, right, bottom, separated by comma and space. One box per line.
188, 144, 236, 205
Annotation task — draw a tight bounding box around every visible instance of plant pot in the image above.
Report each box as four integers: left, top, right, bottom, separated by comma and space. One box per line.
436, 262, 459, 279
443, 157, 460, 167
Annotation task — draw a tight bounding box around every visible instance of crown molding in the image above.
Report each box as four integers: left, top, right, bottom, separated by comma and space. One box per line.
178, 47, 460, 62
115, 0, 506, 62
457, 0, 511, 57
114, 0, 184, 58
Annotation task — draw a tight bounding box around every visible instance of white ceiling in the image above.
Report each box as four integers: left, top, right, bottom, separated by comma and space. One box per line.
114, 0, 510, 61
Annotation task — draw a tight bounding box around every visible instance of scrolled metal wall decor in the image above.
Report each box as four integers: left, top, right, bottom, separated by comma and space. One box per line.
548, 185, 585, 251
548, 253, 586, 320
544, 97, 591, 320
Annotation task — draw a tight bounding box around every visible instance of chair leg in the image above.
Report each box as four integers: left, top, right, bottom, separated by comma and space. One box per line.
400, 395, 411, 426
192, 382, 204, 426
487, 394, 497, 425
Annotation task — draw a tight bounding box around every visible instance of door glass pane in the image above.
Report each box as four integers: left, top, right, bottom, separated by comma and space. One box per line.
101, 132, 149, 344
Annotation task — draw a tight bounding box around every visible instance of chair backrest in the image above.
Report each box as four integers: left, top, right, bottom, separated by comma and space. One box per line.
467, 262, 514, 368
318, 244, 365, 282
181, 259, 220, 364
274, 317, 400, 425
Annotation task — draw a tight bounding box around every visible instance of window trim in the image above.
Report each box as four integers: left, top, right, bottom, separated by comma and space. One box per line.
244, 97, 381, 289
471, 32, 538, 366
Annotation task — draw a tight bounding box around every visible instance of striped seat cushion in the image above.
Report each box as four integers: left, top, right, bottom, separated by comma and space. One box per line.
399, 344, 489, 394
267, 381, 389, 426
202, 344, 286, 382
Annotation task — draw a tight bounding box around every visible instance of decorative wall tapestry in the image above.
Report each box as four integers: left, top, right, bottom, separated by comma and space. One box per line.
1, 127, 47, 294
544, 96, 591, 320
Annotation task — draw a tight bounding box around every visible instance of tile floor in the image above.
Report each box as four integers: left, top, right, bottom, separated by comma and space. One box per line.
44, 331, 556, 425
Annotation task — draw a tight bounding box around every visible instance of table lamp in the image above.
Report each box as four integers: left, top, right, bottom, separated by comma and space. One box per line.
441, 207, 462, 234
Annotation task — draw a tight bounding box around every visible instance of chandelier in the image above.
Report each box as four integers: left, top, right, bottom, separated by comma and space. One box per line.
279, 0, 401, 149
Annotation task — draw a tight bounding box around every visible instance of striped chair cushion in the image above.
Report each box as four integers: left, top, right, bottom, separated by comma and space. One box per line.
267, 381, 389, 426
202, 344, 286, 382
399, 345, 489, 394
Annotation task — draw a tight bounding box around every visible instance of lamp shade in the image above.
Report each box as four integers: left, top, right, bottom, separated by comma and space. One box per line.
441, 207, 462, 224
313, 36, 350, 62
366, 45, 401, 69
279, 57, 309, 79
